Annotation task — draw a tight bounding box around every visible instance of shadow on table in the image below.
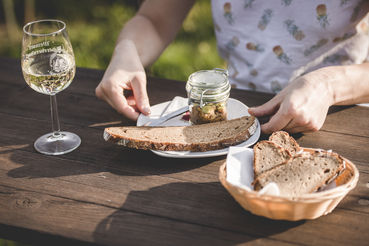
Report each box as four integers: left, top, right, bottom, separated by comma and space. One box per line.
93, 182, 303, 245
5, 144, 221, 179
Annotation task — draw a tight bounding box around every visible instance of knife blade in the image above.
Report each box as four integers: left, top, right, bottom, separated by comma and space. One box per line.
145, 105, 189, 126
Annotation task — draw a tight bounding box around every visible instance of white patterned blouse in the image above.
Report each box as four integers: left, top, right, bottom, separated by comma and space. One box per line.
211, 0, 369, 93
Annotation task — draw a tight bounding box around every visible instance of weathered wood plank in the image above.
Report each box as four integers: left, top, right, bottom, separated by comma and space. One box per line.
0, 224, 96, 246
321, 105, 369, 136
0, 146, 367, 213
296, 131, 369, 164
1, 167, 368, 246
0, 144, 368, 246
0, 185, 298, 246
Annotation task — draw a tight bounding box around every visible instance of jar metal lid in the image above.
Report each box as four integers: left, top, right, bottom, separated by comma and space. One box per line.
186, 69, 230, 106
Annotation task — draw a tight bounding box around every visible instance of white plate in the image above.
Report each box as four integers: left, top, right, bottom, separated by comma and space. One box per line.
137, 98, 261, 158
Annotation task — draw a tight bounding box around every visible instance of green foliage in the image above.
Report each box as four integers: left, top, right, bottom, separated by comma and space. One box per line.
0, 238, 30, 246
0, 0, 224, 81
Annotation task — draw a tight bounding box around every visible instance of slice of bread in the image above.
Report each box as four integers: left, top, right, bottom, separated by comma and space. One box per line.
253, 150, 345, 197
104, 116, 257, 152
253, 141, 292, 178
269, 131, 301, 155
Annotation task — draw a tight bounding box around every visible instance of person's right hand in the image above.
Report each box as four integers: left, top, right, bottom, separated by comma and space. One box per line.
95, 41, 151, 121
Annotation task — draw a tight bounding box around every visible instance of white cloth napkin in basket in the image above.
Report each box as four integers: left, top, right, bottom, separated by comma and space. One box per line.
226, 147, 280, 196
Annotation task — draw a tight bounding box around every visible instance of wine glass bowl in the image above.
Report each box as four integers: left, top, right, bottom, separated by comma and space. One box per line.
22, 52, 75, 95
22, 20, 75, 95
21, 19, 81, 155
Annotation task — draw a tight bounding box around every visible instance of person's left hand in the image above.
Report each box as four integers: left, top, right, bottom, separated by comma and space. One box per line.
248, 73, 333, 134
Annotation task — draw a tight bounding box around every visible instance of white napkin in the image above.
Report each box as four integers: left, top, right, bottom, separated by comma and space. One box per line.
157, 96, 189, 127
226, 147, 280, 196
140, 96, 189, 127
160, 96, 188, 116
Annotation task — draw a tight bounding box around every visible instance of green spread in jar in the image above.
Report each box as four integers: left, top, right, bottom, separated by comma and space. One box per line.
190, 101, 227, 124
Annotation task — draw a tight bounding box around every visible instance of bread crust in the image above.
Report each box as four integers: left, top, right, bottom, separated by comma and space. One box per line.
104, 116, 257, 152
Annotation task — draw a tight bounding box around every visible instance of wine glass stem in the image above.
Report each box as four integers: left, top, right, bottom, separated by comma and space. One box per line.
50, 94, 61, 138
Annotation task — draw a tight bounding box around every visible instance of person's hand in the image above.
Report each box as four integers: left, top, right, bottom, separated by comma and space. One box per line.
248, 72, 333, 134
95, 42, 151, 121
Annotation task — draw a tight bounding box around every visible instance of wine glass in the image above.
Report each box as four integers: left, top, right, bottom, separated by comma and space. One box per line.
21, 19, 81, 155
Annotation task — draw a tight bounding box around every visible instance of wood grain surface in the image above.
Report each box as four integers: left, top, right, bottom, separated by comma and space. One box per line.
0, 57, 368, 246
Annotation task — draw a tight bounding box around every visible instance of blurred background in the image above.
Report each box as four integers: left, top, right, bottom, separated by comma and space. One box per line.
0, 0, 223, 245
0, 0, 225, 82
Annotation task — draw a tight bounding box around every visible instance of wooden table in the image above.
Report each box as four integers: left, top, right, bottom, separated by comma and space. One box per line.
0, 56, 368, 246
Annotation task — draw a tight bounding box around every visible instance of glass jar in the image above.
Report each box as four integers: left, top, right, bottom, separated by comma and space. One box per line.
186, 68, 231, 125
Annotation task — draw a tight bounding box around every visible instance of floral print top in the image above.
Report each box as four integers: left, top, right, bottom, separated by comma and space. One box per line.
211, 0, 369, 93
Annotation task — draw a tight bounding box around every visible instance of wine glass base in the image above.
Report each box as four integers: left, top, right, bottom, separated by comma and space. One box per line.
34, 131, 81, 155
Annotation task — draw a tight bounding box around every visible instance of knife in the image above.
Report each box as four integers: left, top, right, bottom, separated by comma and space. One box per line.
145, 105, 189, 126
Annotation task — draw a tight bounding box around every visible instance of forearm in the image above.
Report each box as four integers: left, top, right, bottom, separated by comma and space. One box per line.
115, 15, 168, 67
312, 63, 369, 106
111, 0, 195, 68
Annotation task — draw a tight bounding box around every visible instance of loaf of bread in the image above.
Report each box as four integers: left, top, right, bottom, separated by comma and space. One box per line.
253, 150, 345, 197
253, 141, 292, 178
104, 116, 257, 152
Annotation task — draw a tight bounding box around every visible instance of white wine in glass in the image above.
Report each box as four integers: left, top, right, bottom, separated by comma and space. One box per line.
22, 19, 81, 155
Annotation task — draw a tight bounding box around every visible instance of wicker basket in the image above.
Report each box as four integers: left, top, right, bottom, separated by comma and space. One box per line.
219, 149, 359, 221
